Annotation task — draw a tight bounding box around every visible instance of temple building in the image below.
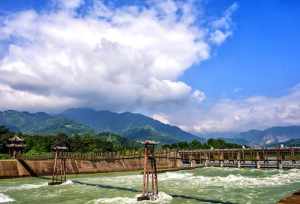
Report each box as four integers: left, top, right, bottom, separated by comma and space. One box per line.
6, 135, 26, 158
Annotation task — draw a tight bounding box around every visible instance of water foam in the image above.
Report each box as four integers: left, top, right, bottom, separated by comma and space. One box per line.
89, 192, 172, 204
0, 182, 48, 192
158, 168, 300, 188
0, 193, 14, 203
61, 180, 74, 185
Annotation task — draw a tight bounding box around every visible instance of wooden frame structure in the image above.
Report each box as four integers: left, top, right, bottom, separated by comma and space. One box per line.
48, 146, 68, 185
6, 135, 25, 158
137, 141, 159, 201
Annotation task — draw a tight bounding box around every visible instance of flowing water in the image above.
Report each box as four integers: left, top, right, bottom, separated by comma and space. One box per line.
1, 167, 300, 204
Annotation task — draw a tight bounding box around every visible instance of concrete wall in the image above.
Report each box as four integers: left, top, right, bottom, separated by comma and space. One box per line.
0, 157, 178, 178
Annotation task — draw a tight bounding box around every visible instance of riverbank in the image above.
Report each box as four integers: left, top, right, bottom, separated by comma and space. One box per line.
278, 190, 300, 204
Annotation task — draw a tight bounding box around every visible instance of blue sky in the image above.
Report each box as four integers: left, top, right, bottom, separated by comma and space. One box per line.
182, 0, 300, 102
0, 0, 299, 133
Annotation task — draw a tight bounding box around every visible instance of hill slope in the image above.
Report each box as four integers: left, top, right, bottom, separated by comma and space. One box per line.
234, 126, 300, 146
61, 108, 201, 143
0, 110, 92, 135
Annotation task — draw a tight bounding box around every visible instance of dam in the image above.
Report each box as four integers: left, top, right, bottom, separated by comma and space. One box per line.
1, 147, 300, 178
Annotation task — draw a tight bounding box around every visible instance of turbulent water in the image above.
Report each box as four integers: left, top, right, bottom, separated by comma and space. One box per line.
1, 167, 300, 204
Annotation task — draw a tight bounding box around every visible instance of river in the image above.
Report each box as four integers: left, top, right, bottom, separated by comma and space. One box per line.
1, 167, 300, 204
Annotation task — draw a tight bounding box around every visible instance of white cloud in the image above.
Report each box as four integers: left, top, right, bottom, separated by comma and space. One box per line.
152, 113, 170, 125
210, 2, 238, 45
54, 0, 83, 10
188, 85, 300, 133
0, 0, 233, 113
0, 83, 78, 111
0, 0, 255, 133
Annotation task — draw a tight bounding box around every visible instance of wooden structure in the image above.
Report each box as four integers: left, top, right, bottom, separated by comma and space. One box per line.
178, 148, 300, 169
17, 147, 300, 169
48, 146, 68, 185
6, 135, 25, 158
137, 141, 159, 201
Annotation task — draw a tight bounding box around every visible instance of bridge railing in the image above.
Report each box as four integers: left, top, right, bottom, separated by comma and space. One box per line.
178, 148, 300, 161
16, 149, 177, 161
15, 147, 300, 162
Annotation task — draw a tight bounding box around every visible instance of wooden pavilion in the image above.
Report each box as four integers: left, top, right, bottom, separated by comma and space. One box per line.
6, 135, 26, 158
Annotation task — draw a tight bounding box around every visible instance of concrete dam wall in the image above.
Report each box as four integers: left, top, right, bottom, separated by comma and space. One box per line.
0, 157, 178, 178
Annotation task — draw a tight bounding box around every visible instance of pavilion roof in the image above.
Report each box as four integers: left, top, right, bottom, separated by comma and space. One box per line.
8, 135, 24, 142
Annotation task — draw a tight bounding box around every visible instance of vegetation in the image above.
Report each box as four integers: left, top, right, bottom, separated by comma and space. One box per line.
0, 108, 202, 144
0, 125, 139, 154
162, 139, 243, 150
0, 110, 93, 135
0, 125, 242, 158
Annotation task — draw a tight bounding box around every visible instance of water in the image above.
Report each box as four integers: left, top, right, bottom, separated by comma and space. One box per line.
1, 167, 300, 204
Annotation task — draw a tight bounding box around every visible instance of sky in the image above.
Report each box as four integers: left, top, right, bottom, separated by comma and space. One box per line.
0, 0, 299, 134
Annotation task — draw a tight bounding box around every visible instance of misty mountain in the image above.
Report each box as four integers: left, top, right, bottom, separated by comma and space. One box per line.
61, 108, 202, 143
0, 108, 202, 144
228, 126, 300, 146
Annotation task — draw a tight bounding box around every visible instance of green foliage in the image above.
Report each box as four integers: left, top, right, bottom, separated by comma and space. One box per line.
0, 110, 93, 135
162, 139, 242, 150
0, 125, 139, 155
0, 125, 14, 153
0, 124, 242, 157
62, 108, 203, 143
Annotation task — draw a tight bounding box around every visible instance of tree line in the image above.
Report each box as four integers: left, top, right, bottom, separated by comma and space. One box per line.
0, 125, 242, 156
162, 139, 243, 150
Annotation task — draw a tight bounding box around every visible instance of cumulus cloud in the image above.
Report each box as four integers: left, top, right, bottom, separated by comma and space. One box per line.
187, 85, 300, 133
0, 0, 234, 113
0, 0, 248, 132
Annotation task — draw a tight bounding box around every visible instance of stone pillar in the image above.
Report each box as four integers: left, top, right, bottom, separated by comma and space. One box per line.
278, 160, 283, 169
176, 159, 184, 168
256, 161, 261, 169
237, 152, 241, 168
190, 160, 196, 167
237, 160, 241, 168
256, 152, 261, 169
205, 159, 209, 167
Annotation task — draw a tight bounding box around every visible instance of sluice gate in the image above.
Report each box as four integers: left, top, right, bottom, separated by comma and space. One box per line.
178, 148, 300, 169
17, 147, 300, 170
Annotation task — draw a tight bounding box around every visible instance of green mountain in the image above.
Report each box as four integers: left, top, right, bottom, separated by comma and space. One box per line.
267, 138, 300, 148
0, 110, 92, 135
61, 108, 202, 143
233, 126, 300, 146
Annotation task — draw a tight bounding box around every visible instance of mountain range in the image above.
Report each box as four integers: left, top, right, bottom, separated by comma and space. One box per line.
0, 108, 201, 143
222, 126, 300, 146
1, 108, 300, 146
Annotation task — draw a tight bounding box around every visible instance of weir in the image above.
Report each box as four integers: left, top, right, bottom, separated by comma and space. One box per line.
178, 148, 300, 169
2, 147, 300, 179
